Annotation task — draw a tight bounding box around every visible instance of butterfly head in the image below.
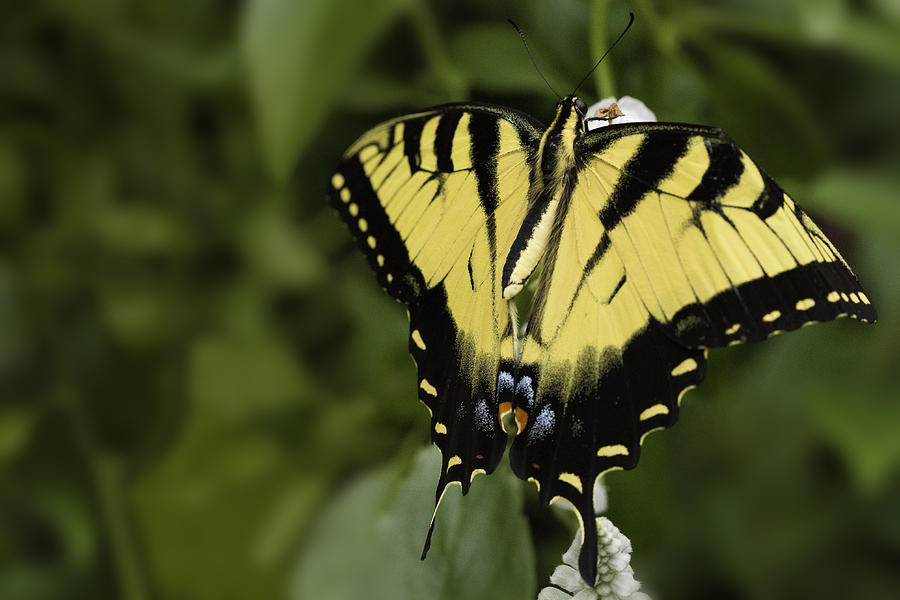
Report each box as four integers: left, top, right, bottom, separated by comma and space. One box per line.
540, 96, 588, 178
553, 95, 589, 132
573, 97, 588, 115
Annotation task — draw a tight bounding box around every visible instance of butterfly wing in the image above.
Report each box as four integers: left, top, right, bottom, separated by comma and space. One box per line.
580, 122, 876, 345
328, 103, 542, 546
508, 122, 875, 583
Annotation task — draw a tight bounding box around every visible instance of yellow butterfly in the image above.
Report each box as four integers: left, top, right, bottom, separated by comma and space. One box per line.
329, 38, 875, 586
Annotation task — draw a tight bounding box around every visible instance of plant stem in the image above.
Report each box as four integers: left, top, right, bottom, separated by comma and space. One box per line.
410, 0, 468, 99
93, 454, 151, 600
55, 382, 153, 600
590, 0, 617, 98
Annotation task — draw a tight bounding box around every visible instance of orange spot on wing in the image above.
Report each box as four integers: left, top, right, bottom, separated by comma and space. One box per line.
514, 407, 529, 434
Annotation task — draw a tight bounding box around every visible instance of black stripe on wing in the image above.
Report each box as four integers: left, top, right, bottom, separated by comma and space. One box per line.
329, 155, 427, 304
434, 111, 462, 172
597, 131, 692, 230
471, 112, 501, 266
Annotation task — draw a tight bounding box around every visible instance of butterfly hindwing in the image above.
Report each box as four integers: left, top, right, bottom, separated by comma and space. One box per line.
328, 103, 542, 537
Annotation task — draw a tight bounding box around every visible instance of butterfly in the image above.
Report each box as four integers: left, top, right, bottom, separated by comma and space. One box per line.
327, 93, 876, 584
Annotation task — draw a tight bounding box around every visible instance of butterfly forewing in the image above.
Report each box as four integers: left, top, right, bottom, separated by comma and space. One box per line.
328, 103, 543, 537
578, 123, 876, 346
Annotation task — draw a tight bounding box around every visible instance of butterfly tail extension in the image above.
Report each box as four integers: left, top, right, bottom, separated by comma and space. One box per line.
577, 494, 600, 586
411, 284, 508, 560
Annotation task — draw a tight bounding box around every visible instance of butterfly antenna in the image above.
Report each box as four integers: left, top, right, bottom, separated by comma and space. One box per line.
572, 12, 635, 96
507, 19, 561, 100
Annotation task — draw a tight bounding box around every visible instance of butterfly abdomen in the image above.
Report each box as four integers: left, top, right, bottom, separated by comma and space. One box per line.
501, 97, 587, 299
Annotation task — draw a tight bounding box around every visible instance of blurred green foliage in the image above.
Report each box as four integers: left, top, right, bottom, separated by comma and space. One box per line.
1, 0, 899, 599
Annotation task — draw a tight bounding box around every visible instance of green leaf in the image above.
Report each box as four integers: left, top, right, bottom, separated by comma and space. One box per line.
241, 0, 413, 181
813, 382, 900, 493
691, 40, 827, 174
0, 141, 25, 232
0, 406, 36, 467
342, 73, 443, 113
242, 201, 324, 289
136, 423, 298, 599
806, 169, 900, 240
190, 335, 308, 422
678, 7, 900, 72
134, 335, 312, 599
290, 446, 536, 600
449, 24, 569, 96
806, 237, 900, 492
91, 206, 183, 255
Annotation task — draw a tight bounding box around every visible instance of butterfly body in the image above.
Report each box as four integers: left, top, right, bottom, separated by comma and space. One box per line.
329, 96, 875, 584
503, 96, 586, 300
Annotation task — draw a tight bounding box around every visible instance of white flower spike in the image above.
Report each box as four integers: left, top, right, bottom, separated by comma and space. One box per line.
584, 96, 657, 131
538, 517, 651, 600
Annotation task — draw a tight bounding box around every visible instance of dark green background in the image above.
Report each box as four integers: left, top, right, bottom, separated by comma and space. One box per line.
2, 1, 899, 599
